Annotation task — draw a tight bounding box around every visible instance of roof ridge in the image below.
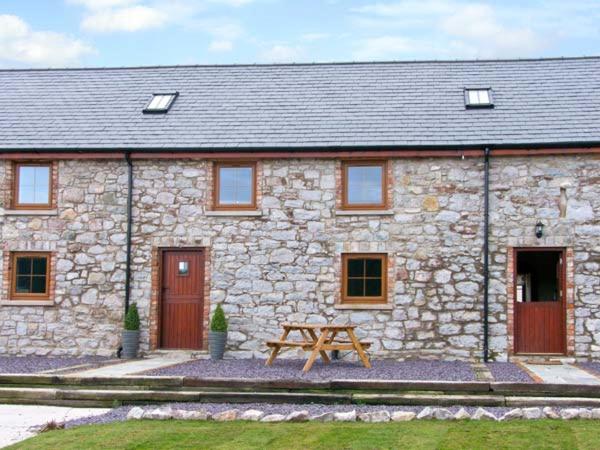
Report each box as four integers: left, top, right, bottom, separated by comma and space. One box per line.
0, 55, 599, 72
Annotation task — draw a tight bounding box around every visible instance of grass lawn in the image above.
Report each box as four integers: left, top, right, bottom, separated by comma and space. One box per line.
9, 420, 600, 450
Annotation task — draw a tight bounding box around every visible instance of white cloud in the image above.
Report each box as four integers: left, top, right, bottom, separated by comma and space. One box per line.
81, 5, 168, 32
352, 36, 414, 60
301, 32, 330, 42
259, 44, 305, 63
208, 39, 233, 51
350, 1, 549, 59
68, 0, 138, 10
208, 0, 255, 6
0, 14, 94, 67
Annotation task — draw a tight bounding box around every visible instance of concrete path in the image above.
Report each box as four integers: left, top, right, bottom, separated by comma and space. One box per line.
524, 363, 600, 385
0, 404, 110, 448
73, 355, 193, 377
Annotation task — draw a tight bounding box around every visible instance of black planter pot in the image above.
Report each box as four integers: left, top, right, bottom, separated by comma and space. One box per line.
122, 330, 139, 359
209, 331, 227, 360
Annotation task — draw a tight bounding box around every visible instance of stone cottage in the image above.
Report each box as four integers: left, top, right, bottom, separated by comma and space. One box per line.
1, 57, 599, 362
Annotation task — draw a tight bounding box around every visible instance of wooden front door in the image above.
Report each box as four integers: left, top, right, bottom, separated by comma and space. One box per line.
160, 249, 205, 349
514, 248, 566, 354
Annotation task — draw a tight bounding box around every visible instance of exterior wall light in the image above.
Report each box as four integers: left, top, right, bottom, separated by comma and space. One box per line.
535, 222, 544, 239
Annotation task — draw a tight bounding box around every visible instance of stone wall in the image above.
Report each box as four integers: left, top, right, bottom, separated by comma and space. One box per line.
0, 155, 599, 360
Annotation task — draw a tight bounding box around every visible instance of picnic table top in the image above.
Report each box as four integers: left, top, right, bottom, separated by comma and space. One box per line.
281, 323, 358, 330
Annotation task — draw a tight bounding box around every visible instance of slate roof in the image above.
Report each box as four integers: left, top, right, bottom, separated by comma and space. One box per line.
1, 57, 600, 151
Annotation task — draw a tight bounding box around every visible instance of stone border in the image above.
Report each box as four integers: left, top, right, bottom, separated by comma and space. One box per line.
126, 405, 600, 422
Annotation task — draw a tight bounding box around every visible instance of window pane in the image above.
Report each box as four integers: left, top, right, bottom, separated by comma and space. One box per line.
347, 259, 364, 277
16, 276, 31, 293
365, 259, 382, 277
347, 278, 364, 297
365, 279, 382, 297
16, 257, 32, 276
347, 166, 382, 204
219, 167, 253, 205
31, 276, 47, 294
478, 90, 490, 104
18, 166, 50, 204
468, 90, 479, 104
32, 257, 47, 275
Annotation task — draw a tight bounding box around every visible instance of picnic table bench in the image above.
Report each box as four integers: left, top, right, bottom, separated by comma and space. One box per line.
266, 323, 372, 372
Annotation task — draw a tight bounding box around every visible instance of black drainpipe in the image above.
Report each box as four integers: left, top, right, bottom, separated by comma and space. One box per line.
124, 152, 133, 314
483, 147, 490, 362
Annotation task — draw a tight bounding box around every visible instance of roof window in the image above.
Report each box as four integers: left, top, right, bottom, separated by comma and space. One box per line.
143, 93, 178, 113
464, 88, 493, 108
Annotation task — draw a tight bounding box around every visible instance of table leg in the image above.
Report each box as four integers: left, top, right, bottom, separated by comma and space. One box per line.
303, 329, 329, 372
266, 327, 291, 366
307, 329, 331, 364
346, 328, 371, 369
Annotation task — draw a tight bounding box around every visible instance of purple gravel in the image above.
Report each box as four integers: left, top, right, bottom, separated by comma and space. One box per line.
486, 363, 534, 383
0, 356, 110, 374
578, 363, 600, 377
65, 403, 515, 428
147, 358, 476, 382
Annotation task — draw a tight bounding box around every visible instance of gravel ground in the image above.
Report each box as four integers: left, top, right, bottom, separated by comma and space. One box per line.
578, 363, 600, 377
486, 362, 534, 383
0, 356, 111, 374
65, 403, 515, 428
147, 358, 476, 381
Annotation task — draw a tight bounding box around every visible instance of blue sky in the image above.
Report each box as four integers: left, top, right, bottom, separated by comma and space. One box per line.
0, 0, 599, 68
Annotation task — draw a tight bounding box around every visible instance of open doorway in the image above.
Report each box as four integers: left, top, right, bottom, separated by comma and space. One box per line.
514, 248, 566, 354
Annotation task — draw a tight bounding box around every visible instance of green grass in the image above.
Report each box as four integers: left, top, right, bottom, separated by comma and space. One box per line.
9, 420, 600, 450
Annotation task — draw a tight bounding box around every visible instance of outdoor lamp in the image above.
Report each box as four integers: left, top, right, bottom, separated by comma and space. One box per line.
535, 222, 544, 239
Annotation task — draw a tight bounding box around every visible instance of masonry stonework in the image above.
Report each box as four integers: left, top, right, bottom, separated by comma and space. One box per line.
0, 155, 599, 361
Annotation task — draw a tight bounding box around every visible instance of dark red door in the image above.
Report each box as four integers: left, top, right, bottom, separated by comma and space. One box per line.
160, 249, 205, 349
514, 248, 566, 354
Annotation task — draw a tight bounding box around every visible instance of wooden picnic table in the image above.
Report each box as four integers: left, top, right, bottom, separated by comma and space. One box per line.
265, 323, 372, 372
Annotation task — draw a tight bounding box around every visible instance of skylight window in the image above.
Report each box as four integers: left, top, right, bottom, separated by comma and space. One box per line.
143, 92, 178, 113
465, 88, 493, 108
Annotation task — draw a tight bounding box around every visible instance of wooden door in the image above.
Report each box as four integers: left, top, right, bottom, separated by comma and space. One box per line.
514, 248, 566, 354
160, 249, 205, 349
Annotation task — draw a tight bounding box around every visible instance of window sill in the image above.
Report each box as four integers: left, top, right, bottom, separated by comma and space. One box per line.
205, 210, 263, 217
3, 209, 58, 216
334, 303, 393, 310
1, 300, 55, 307
335, 209, 394, 216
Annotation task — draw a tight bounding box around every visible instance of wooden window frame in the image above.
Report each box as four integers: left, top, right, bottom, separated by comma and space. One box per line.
12, 162, 54, 210
213, 162, 257, 210
341, 253, 388, 304
9, 252, 51, 301
341, 160, 388, 210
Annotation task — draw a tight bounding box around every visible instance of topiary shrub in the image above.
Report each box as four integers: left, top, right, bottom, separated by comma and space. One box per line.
124, 303, 140, 331
210, 304, 228, 333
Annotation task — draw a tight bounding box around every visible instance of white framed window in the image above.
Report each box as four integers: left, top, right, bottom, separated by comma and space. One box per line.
465, 88, 493, 108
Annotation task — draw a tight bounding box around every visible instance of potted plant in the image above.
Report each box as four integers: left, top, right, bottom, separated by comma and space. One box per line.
122, 303, 140, 359
209, 304, 228, 360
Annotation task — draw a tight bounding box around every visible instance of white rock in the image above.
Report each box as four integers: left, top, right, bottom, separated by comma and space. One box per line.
471, 408, 496, 421
144, 406, 174, 420
500, 409, 523, 421
240, 410, 264, 421
213, 409, 239, 421
543, 407, 560, 419
591, 408, 600, 420
391, 411, 416, 422
560, 409, 580, 420
416, 407, 434, 420
433, 408, 454, 420
454, 408, 471, 420
261, 414, 286, 422
578, 409, 592, 420
333, 411, 357, 422
126, 406, 145, 420
310, 412, 335, 422
358, 411, 391, 423
286, 411, 309, 422
522, 408, 542, 420
172, 409, 210, 420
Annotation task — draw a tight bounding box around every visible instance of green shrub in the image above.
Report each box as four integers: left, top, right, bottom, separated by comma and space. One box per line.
124, 303, 140, 331
210, 304, 228, 332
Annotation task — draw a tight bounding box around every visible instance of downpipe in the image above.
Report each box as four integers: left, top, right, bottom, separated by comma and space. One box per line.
118, 152, 134, 358
483, 147, 490, 362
